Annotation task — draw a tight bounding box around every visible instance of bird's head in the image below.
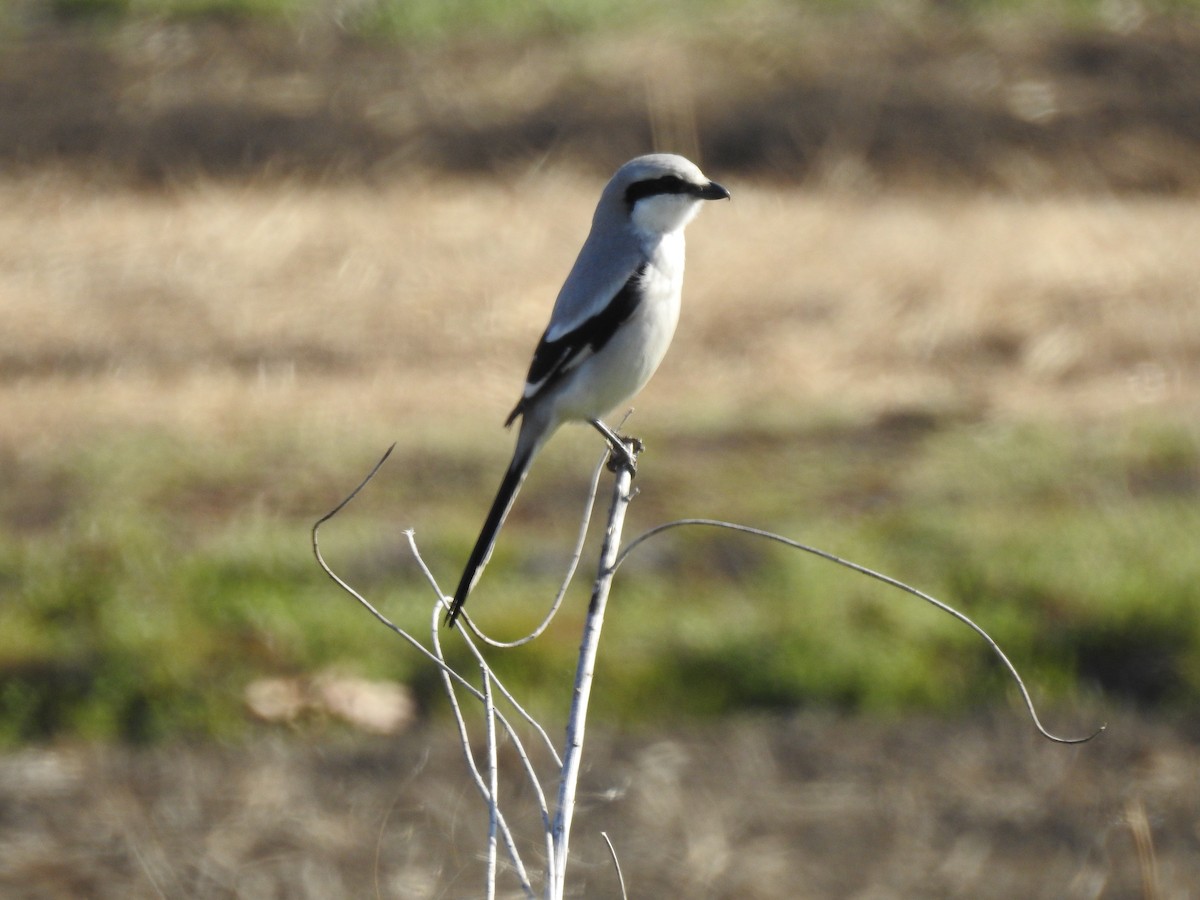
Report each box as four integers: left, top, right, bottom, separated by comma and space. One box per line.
602, 153, 730, 238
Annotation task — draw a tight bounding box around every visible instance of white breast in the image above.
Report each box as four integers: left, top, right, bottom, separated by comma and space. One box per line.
547, 233, 685, 422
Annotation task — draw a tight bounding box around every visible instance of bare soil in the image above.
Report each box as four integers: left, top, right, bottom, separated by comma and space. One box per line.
1, 710, 1196, 898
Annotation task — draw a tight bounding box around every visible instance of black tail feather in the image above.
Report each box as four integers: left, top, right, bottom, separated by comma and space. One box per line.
445, 451, 532, 628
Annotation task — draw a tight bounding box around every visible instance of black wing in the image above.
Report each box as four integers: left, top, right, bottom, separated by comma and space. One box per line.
505, 264, 647, 426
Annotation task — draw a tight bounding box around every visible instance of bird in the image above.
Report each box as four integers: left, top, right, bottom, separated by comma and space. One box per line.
444, 153, 729, 629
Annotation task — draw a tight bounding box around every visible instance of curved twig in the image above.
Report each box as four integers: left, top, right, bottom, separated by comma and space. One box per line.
460, 407, 636, 649
600, 833, 628, 900
427, 577, 555, 883
459, 449, 610, 648
313, 448, 539, 894
616, 518, 1104, 745
411, 533, 562, 769
429, 608, 533, 895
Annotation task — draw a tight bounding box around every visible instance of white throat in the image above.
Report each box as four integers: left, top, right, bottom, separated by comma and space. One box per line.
630, 194, 703, 240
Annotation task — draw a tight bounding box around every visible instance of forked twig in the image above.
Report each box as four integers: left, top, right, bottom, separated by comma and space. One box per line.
314, 436, 1102, 900
416, 535, 562, 769
616, 518, 1104, 745
312, 447, 542, 897
315, 440, 639, 899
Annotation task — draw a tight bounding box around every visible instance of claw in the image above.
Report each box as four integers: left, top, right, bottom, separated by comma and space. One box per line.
590, 418, 643, 473
605, 437, 642, 474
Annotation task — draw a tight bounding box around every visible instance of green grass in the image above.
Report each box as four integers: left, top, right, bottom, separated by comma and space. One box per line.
30, 0, 1200, 42
1, 415, 1196, 743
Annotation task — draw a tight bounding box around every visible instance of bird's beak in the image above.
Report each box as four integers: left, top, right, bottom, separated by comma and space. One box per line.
697, 181, 730, 201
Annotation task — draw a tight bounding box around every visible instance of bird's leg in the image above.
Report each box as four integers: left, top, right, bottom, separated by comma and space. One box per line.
589, 418, 643, 473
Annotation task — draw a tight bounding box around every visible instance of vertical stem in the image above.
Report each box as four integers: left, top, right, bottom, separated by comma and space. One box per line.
549, 455, 636, 899
483, 666, 498, 900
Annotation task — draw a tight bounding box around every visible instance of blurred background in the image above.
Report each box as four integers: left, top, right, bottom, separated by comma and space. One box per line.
1, 0, 1198, 896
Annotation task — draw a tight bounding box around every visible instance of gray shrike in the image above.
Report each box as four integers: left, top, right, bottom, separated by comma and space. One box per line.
445, 154, 729, 628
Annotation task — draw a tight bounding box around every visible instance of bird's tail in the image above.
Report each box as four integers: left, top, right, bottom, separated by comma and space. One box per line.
445, 449, 534, 628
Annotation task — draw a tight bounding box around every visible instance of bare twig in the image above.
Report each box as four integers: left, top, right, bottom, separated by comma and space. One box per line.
428, 606, 537, 898
316, 434, 1102, 900
550, 443, 639, 899
312, 453, 547, 768
483, 666, 499, 900
600, 832, 628, 900
616, 518, 1105, 745
427, 605, 534, 894
413, 534, 562, 769
313, 448, 541, 896
461, 450, 610, 649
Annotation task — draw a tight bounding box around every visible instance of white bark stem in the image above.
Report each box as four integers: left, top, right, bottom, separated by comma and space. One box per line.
549, 456, 635, 898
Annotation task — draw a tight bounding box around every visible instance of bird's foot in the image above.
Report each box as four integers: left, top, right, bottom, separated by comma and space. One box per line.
606, 434, 644, 474
589, 418, 643, 474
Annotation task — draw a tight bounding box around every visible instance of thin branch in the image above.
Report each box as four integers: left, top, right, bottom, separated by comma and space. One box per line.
314, 449, 542, 895
550, 445, 639, 898
313, 453, 464, 681
411, 533, 562, 771
483, 666, 499, 900
600, 833, 628, 900
314, 472, 504, 729
616, 518, 1105, 745
461, 449, 610, 649
417, 538, 557, 891
318, 429, 1101, 900
312, 456, 559, 777
455, 405, 636, 647
313, 443, 396, 529
430, 604, 534, 897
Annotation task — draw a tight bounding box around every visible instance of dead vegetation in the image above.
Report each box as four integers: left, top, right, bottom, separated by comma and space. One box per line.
3, 10, 1200, 191
2, 11, 1200, 898
1, 710, 1196, 898
2, 11, 1199, 448
1, 176, 1197, 463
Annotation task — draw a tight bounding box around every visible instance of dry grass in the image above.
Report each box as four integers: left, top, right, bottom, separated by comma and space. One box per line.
5, 167, 1197, 898
5, 11, 1200, 192
0, 710, 1196, 898
3, 11, 1198, 451
3, 14, 1200, 897
2, 173, 1197, 460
